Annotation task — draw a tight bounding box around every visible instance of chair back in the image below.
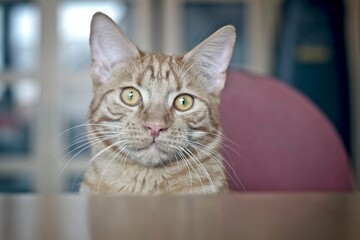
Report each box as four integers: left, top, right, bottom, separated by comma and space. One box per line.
220, 70, 354, 191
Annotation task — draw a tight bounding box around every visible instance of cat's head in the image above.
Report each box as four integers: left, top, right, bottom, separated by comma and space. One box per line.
88, 12, 235, 167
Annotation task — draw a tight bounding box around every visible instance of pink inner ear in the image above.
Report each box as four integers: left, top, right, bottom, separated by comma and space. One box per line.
90, 14, 140, 85
183, 30, 235, 95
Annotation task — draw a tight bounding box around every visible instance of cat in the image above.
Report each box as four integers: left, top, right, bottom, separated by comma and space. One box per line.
80, 12, 236, 194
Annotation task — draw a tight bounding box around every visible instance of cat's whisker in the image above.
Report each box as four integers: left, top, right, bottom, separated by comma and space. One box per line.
122, 147, 131, 168
188, 140, 240, 184
189, 142, 234, 191
188, 140, 246, 191
175, 149, 193, 191
53, 136, 108, 188
54, 134, 97, 158
188, 142, 229, 190
70, 139, 127, 191
179, 146, 207, 194
53, 134, 123, 189
182, 146, 216, 194
86, 124, 119, 130
60, 132, 120, 161
159, 159, 171, 175
187, 130, 244, 152
54, 123, 88, 139
173, 151, 181, 173
189, 130, 244, 149
95, 149, 119, 195
182, 155, 196, 190
54, 123, 122, 139
70, 129, 118, 140
172, 150, 190, 186
116, 48, 140, 74
60, 136, 102, 162
220, 147, 246, 191
54, 127, 121, 153
63, 129, 140, 156
180, 58, 201, 81
96, 143, 128, 195
55, 131, 119, 158
190, 133, 244, 159
210, 133, 244, 152
137, 54, 143, 73
178, 54, 190, 78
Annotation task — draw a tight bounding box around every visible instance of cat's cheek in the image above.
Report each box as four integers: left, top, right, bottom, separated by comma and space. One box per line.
181, 111, 209, 130
188, 130, 207, 139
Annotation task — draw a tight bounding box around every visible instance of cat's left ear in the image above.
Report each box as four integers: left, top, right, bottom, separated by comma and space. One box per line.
183, 26, 236, 96
90, 12, 139, 84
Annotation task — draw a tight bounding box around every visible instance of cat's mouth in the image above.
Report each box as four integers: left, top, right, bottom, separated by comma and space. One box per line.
124, 135, 184, 167
146, 142, 169, 154
135, 140, 165, 153
129, 142, 171, 167
148, 142, 158, 151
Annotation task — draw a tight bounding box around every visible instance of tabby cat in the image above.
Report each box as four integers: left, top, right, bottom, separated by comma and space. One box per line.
80, 12, 236, 194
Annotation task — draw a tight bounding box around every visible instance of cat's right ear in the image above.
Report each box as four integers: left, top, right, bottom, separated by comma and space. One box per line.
90, 12, 139, 84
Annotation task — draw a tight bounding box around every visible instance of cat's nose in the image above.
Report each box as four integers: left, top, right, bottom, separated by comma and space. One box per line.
146, 122, 167, 141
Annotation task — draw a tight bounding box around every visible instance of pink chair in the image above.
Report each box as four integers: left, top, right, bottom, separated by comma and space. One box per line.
220, 70, 354, 192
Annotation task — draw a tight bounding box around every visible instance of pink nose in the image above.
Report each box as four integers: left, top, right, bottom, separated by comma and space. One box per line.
146, 122, 167, 141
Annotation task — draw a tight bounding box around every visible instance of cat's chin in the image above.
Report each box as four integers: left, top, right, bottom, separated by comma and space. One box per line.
132, 143, 174, 167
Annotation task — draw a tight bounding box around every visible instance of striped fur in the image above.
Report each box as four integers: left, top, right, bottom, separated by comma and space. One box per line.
80, 12, 235, 195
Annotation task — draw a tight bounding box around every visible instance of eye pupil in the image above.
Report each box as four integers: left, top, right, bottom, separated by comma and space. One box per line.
128, 92, 134, 100
180, 97, 186, 105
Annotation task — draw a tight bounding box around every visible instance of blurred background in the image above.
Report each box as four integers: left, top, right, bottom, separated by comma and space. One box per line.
0, 0, 358, 193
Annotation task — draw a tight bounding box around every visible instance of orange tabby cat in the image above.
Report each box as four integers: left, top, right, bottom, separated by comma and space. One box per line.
80, 12, 236, 194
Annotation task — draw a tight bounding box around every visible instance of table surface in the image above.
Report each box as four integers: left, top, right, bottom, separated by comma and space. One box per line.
0, 193, 359, 240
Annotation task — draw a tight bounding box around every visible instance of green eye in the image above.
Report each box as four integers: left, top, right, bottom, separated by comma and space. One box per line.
120, 87, 141, 106
173, 94, 194, 111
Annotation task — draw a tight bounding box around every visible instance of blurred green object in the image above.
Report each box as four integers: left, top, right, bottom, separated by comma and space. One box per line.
274, 0, 350, 152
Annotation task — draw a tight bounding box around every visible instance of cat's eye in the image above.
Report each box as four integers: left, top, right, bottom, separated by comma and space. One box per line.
120, 87, 142, 106
173, 94, 194, 111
